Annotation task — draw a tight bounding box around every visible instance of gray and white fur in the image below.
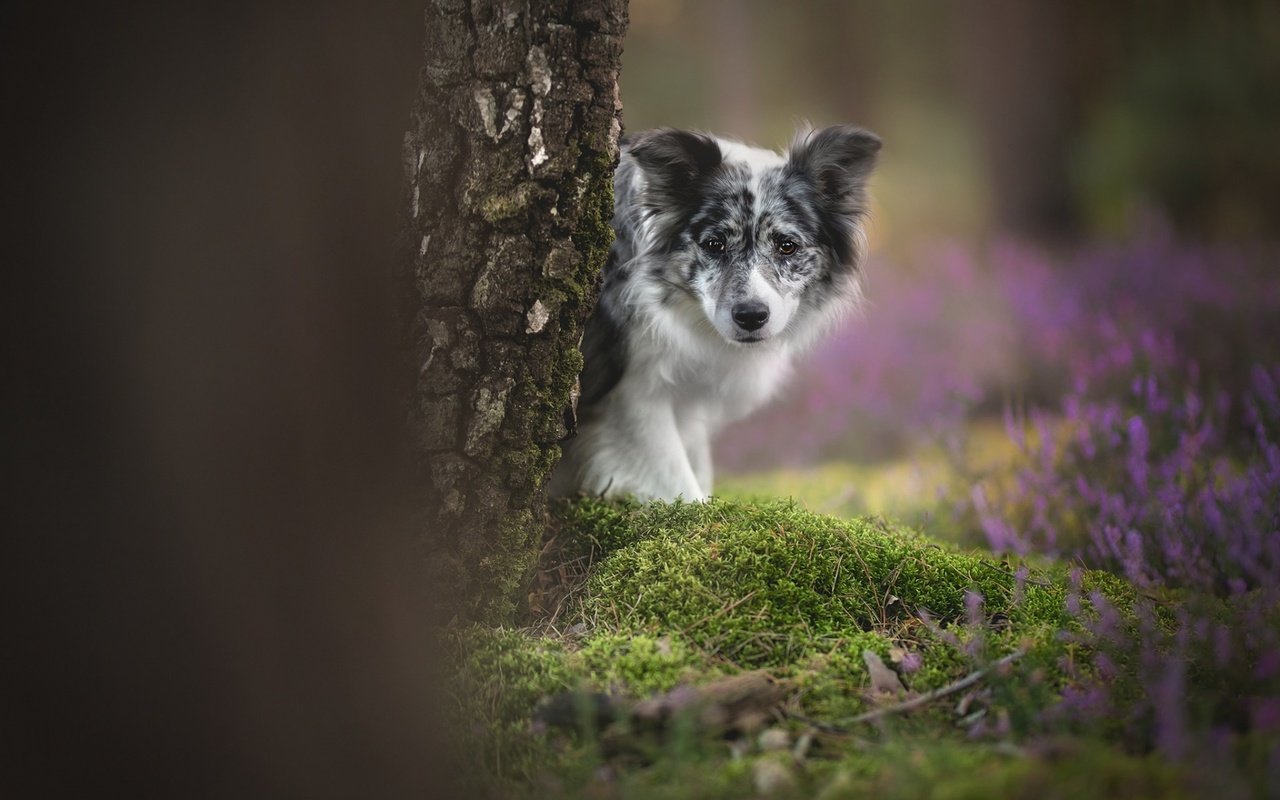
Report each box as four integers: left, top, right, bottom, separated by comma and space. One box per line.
550, 125, 881, 501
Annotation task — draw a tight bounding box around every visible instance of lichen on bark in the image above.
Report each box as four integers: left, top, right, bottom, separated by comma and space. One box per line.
403, 0, 628, 622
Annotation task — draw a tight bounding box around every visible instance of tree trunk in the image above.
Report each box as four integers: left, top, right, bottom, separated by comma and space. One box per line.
956, 0, 1076, 240
404, 0, 628, 622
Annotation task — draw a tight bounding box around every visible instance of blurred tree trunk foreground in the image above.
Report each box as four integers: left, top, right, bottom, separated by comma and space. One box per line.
403, 0, 628, 621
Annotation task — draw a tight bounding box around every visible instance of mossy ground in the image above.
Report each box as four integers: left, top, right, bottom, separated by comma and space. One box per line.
446, 496, 1190, 798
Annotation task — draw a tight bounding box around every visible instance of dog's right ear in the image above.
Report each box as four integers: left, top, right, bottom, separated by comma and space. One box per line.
625, 129, 722, 211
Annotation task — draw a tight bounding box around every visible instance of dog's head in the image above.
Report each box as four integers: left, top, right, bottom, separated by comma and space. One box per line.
625, 125, 880, 346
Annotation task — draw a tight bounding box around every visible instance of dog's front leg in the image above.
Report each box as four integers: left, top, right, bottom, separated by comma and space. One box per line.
579, 395, 704, 502
676, 410, 713, 498
558, 395, 706, 502
621, 400, 707, 501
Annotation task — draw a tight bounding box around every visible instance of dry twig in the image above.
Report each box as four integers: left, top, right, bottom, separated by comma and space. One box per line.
794, 649, 1027, 733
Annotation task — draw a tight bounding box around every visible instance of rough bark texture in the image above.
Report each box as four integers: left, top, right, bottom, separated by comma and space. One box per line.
404, 0, 628, 622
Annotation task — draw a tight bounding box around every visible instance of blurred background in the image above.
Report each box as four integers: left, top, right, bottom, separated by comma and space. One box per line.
625, 0, 1280, 244
8, 0, 1278, 792
6, 2, 445, 795
620, 0, 1280, 506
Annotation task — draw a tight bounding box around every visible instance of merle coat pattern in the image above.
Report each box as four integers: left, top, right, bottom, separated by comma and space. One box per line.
550, 125, 881, 501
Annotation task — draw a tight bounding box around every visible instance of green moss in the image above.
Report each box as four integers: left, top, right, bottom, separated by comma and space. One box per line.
500, 441, 563, 506
1080, 568, 1141, 614
810, 738, 1193, 800
480, 182, 538, 223
552, 494, 646, 554
789, 631, 899, 718
566, 498, 1041, 666
450, 627, 575, 787
454, 627, 573, 720
572, 633, 716, 695
452, 497, 1189, 796
1013, 579, 1070, 625
473, 511, 543, 623
567, 150, 617, 292
500, 444, 540, 478
588, 754, 754, 800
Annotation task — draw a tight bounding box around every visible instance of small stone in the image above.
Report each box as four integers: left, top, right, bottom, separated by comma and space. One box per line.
752, 758, 796, 795
757, 727, 790, 752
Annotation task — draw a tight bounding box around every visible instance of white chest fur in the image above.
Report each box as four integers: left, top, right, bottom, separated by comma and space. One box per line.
550, 312, 795, 502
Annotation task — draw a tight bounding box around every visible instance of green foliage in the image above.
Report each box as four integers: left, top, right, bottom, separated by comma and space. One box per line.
452, 497, 1152, 795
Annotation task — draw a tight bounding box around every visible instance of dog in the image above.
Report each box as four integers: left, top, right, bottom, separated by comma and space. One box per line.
549, 125, 881, 501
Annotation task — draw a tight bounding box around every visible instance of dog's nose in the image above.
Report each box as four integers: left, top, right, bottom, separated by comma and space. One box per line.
732, 302, 770, 332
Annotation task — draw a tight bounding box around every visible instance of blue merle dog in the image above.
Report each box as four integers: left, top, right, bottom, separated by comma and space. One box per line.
550, 125, 881, 501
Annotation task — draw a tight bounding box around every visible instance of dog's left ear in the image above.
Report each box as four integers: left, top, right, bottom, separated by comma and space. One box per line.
787, 125, 881, 208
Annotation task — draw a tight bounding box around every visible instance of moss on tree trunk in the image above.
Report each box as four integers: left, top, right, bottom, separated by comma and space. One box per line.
403, 0, 628, 622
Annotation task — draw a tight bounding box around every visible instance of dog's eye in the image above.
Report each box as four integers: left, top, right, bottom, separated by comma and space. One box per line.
702, 236, 726, 254
777, 240, 798, 256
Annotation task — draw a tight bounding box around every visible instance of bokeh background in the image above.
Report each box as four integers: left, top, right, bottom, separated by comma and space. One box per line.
9, 1, 1278, 793
619, 8, 1280, 767
620, 0, 1280, 511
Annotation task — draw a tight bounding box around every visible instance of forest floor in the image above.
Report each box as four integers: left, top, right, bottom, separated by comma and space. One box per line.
442, 235, 1280, 797
445, 419, 1277, 799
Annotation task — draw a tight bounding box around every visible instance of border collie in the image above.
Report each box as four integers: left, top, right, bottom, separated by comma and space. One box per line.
550, 125, 881, 501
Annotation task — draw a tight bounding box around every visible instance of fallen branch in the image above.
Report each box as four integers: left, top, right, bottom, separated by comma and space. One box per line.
794, 649, 1027, 733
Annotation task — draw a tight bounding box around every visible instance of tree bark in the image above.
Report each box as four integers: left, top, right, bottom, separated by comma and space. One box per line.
404, 0, 628, 621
